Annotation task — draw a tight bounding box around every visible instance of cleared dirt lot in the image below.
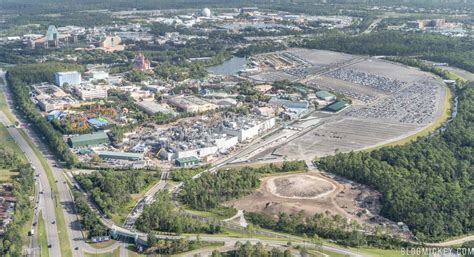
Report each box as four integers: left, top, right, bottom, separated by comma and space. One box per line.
266, 174, 335, 199
227, 172, 401, 233
287, 48, 355, 67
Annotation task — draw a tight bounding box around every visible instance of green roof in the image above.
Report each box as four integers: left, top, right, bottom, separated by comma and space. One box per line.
324, 100, 349, 112
69, 131, 109, 144
316, 90, 335, 99
176, 156, 199, 162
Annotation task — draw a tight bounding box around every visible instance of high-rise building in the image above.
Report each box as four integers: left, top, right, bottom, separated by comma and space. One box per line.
46, 25, 60, 47
54, 71, 82, 86
133, 52, 151, 71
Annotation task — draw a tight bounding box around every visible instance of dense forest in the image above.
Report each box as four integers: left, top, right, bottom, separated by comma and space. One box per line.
7, 63, 84, 167
136, 191, 222, 234
298, 32, 474, 72
72, 191, 108, 238
76, 170, 161, 216
317, 83, 474, 241
180, 161, 307, 210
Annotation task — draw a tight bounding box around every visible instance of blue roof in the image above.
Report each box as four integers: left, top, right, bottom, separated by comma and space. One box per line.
88, 118, 108, 127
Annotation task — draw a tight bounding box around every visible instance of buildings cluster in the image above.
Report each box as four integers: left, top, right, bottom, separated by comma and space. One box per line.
133, 52, 152, 71
26, 25, 80, 49
0, 185, 16, 235
136, 113, 276, 166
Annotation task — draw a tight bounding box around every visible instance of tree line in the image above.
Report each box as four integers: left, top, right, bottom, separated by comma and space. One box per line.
136, 191, 222, 234
211, 242, 292, 257
146, 235, 224, 255
316, 83, 474, 241
72, 191, 108, 238
298, 31, 474, 72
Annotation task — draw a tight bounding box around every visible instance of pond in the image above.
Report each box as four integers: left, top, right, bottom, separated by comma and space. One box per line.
208, 56, 247, 76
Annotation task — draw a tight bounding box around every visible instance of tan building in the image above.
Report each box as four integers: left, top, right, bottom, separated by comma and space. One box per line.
98, 36, 125, 52
168, 95, 218, 113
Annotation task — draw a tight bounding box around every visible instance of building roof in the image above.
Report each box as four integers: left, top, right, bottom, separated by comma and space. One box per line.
176, 156, 199, 163
97, 151, 144, 159
88, 118, 109, 127
69, 131, 109, 144
316, 90, 335, 99
324, 100, 349, 112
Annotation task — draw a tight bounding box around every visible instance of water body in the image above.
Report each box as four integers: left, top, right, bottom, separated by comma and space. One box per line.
208, 56, 247, 76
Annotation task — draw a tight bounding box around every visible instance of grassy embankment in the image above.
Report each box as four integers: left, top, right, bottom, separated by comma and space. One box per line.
84, 248, 120, 257
37, 212, 50, 257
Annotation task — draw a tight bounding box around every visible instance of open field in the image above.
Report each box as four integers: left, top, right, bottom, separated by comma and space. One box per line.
266, 174, 335, 199
0, 123, 26, 162
84, 248, 120, 257
88, 240, 117, 249
0, 169, 17, 182
287, 49, 354, 67
0, 78, 17, 124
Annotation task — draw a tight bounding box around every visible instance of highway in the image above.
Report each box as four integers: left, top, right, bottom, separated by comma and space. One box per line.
0, 71, 61, 256
1, 70, 122, 257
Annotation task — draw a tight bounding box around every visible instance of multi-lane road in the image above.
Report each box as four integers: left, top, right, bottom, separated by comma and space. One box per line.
1, 71, 121, 257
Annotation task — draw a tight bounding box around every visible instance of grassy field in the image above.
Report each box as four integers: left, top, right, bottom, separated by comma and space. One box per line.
0, 79, 17, 124
306, 249, 346, 257
370, 85, 452, 149
444, 70, 467, 82
87, 240, 117, 249
0, 123, 26, 162
0, 169, 18, 182
38, 212, 50, 257
84, 248, 120, 257
18, 129, 73, 257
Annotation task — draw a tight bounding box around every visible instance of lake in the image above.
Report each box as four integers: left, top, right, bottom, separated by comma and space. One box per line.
208, 56, 247, 76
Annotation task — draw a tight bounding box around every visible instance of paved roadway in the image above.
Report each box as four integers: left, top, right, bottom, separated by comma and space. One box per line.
1, 70, 122, 256
0, 72, 61, 256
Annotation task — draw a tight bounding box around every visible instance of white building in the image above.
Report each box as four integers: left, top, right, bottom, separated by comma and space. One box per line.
73, 84, 107, 101
54, 71, 82, 86
222, 117, 276, 142
90, 71, 109, 80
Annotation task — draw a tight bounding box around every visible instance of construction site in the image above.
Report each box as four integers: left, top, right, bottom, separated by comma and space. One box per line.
227, 170, 413, 240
